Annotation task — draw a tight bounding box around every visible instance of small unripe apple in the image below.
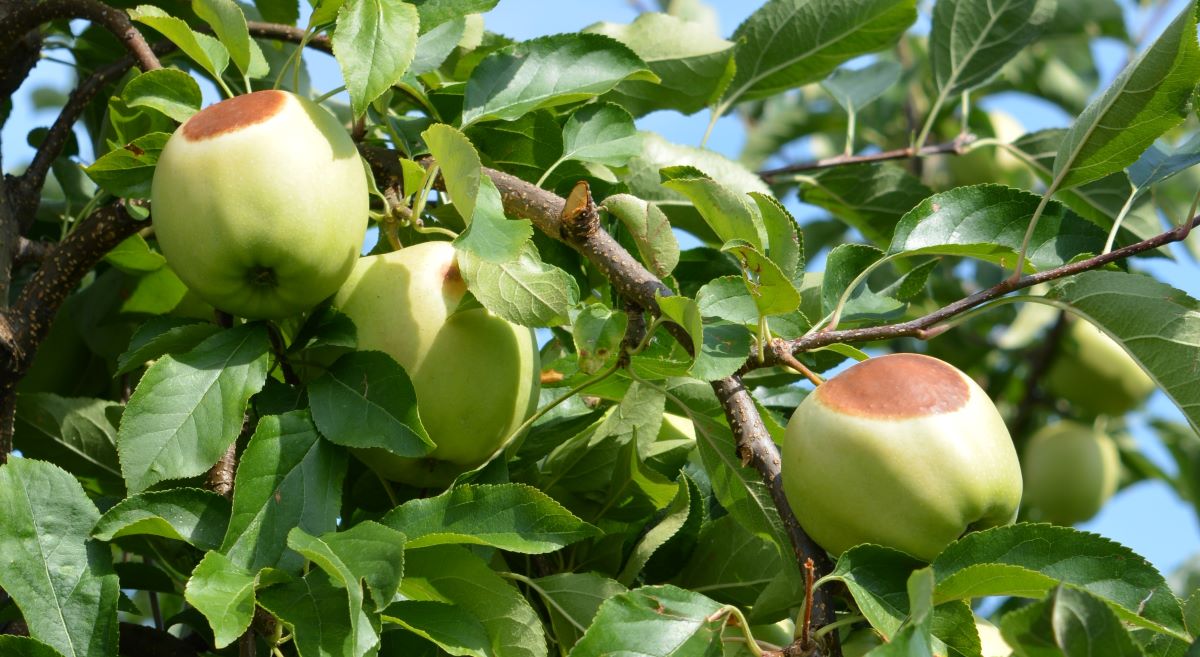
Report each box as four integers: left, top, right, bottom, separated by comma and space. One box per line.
1045, 319, 1156, 417
783, 353, 1022, 561
1022, 420, 1119, 525
333, 241, 539, 487
151, 90, 368, 319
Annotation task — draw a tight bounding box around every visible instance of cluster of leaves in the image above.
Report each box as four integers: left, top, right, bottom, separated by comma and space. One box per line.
6, 0, 1200, 656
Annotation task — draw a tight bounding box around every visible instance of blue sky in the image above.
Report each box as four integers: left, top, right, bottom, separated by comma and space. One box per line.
3, 0, 1198, 578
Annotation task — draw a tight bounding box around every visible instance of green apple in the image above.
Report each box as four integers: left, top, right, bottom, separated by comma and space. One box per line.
1022, 420, 1119, 525
151, 90, 368, 319
783, 353, 1022, 561
333, 240, 539, 487
1045, 319, 1156, 417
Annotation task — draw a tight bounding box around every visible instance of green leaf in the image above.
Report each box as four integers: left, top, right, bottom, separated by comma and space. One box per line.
1011, 129, 1161, 243
583, 12, 735, 116
1128, 132, 1200, 194
800, 163, 931, 247
531, 573, 626, 652
13, 394, 122, 482
403, 545, 548, 657
410, 17, 467, 76
259, 570, 370, 657
720, 239, 802, 317
676, 514, 786, 608
184, 551, 258, 649
560, 103, 642, 166
381, 600, 491, 657
1000, 585, 1145, 657
287, 525, 402, 657
122, 266, 188, 315
662, 173, 764, 251
453, 177, 531, 263
1051, 1, 1200, 190
617, 475, 696, 585
888, 184, 1106, 272
719, 0, 916, 110
750, 192, 803, 282
290, 522, 406, 611
656, 294, 752, 381
462, 33, 656, 126
930, 0, 1056, 98
572, 305, 627, 374
933, 523, 1186, 639
116, 317, 221, 375
382, 483, 597, 552
333, 0, 419, 117
221, 410, 348, 572
0, 637, 64, 657
129, 5, 230, 81
192, 0, 268, 78
696, 276, 759, 325
601, 194, 680, 278
83, 132, 169, 199
308, 350, 434, 457
423, 123, 482, 226
92, 488, 230, 551
104, 233, 165, 274
569, 584, 724, 657
821, 60, 901, 113
457, 243, 579, 327
409, 0, 496, 32
117, 323, 270, 493
465, 110, 563, 184
1043, 271, 1200, 435
121, 68, 202, 122
824, 544, 927, 638
0, 459, 120, 657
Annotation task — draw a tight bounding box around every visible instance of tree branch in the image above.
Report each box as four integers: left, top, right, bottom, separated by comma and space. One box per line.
0, 0, 161, 72
11, 41, 174, 227
0, 202, 142, 391
758, 136, 972, 182
246, 21, 331, 53
757, 217, 1200, 363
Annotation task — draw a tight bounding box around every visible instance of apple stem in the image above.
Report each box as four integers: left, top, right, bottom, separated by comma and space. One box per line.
799, 558, 816, 650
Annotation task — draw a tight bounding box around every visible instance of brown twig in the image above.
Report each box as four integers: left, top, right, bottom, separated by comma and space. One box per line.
246, 21, 331, 52
758, 137, 972, 182
771, 340, 825, 387
0, 0, 161, 72
755, 217, 1200, 364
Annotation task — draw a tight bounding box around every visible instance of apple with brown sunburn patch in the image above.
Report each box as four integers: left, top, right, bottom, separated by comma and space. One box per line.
151, 90, 368, 319
783, 353, 1023, 561
333, 241, 540, 487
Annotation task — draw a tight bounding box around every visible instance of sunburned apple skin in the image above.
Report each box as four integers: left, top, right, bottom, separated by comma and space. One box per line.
151, 90, 368, 319
1022, 420, 1119, 525
333, 241, 540, 487
783, 353, 1022, 562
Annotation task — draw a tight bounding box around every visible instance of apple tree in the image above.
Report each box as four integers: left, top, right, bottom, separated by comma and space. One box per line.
1, 0, 1200, 656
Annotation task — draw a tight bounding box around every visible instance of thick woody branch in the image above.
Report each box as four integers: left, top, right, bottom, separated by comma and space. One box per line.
755, 216, 1200, 365
758, 137, 971, 182
0, 0, 161, 72
711, 376, 836, 629
0, 202, 142, 384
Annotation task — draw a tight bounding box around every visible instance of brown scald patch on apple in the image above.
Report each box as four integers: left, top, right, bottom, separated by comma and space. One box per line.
182, 90, 287, 141
816, 353, 969, 419
443, 259, 467, 296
